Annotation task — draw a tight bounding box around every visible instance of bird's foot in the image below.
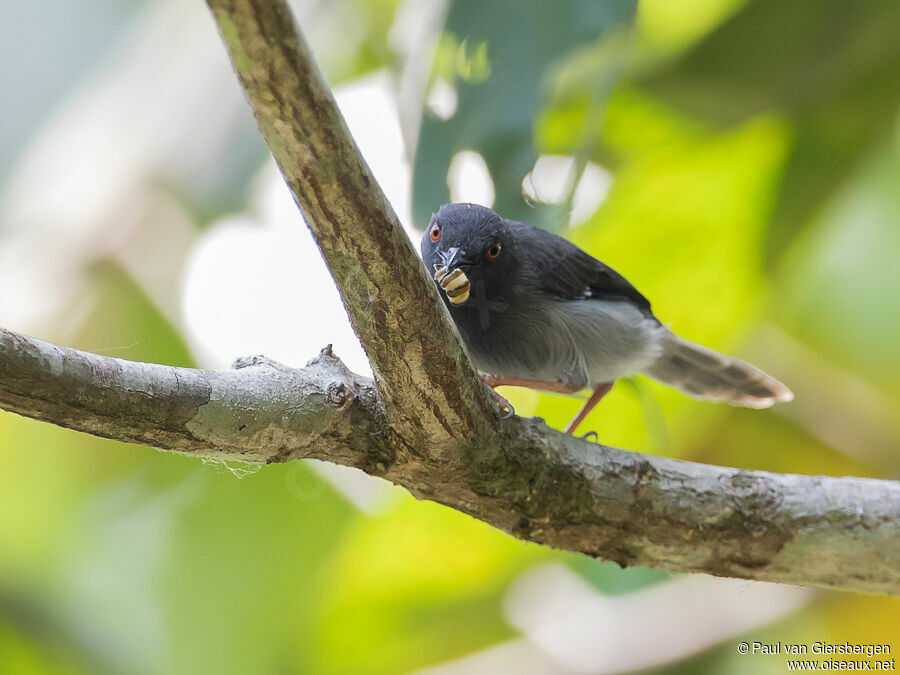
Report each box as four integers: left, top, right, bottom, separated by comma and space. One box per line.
480, 375, 515, 419
580, 430, 599, 442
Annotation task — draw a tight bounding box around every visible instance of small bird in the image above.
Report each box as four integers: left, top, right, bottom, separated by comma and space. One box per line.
420, 203, 793, 435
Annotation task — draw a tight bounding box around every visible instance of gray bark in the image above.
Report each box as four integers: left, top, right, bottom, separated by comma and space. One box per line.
0, 0, 898, 597
2, 328, 899, 595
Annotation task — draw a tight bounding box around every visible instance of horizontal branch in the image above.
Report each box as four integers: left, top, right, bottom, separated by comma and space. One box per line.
3, 327, 899, 596
0, 329, 386, 467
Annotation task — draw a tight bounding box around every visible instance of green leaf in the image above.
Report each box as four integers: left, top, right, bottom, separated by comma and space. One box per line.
311, 497, 548, 674
776, 144, 900, 394
413, 0, 637, 231
640, 0, 900, 260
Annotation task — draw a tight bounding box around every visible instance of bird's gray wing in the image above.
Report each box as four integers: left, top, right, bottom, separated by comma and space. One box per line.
514, 222, 653, 314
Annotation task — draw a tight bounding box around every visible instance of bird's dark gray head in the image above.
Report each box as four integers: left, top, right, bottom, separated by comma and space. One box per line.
420, 203, 520, 309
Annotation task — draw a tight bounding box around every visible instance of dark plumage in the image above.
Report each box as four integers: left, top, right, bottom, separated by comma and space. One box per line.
420, 203, 792, 433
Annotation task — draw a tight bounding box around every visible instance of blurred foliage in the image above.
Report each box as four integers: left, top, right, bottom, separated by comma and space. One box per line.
2, 0, 900, 673
640, 0, 900, 261
312, 499, 541, 673
0, 0, 148, 186
778, 144, 900, 393
413, 0, 636, 231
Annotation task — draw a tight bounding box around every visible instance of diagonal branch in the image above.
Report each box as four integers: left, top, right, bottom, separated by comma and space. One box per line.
2, 327, 900, 595
206, 0, 496, 448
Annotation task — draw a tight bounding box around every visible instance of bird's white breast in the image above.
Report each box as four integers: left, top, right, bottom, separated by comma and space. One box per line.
460, 298, 666, 389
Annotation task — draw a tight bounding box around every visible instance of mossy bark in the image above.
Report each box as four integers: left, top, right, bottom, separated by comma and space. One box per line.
3, 329, 899, 595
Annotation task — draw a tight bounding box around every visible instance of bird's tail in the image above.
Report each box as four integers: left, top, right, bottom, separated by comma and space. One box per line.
645, 332, 793, 408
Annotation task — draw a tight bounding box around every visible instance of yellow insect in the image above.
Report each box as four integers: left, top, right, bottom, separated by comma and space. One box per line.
434, 264, 470, 305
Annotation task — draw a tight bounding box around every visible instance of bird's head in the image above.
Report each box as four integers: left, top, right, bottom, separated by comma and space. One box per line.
420, 203, 518, 308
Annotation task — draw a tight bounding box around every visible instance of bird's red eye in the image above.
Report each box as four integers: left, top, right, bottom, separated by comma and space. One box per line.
486, 243, 501, 260
429, 224, 441, 242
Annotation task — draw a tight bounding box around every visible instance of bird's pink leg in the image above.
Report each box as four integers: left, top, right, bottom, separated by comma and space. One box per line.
564, 382, 614, 435
480, 374, 583, 395
479, 374, 585, 421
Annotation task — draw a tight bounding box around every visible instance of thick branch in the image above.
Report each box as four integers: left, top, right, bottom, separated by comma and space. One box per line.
0, 329, 386, 468
206, 0, 497, 447
2, 327, 899, 595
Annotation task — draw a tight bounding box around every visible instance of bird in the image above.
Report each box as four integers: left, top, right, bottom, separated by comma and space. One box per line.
420, 202, 793, 435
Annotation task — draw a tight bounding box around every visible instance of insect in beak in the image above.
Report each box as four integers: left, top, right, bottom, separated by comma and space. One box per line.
434, 263, 470, 305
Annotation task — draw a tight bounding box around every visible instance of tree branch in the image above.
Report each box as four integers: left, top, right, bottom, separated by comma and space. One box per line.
205, 0, 497, 448
3, 327, 900, 595
1, 0, 898, 596
0, 329, 386, 468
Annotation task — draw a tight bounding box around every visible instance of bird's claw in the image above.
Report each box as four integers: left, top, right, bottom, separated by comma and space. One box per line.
491, 391, 515, 419
581, 430, 599, 442
482, 381, 515, 419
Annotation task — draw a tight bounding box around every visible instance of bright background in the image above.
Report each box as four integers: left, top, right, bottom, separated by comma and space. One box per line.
1, 0, 899, 673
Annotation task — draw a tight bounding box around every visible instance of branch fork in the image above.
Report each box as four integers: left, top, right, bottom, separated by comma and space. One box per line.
0, 0, 898, 597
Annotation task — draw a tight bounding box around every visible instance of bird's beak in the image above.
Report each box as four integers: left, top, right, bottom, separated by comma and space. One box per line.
433, 247, 470, 305
438, 247, 463, 270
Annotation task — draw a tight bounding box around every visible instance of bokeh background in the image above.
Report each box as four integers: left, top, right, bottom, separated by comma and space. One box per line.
1, 0, 899, 672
